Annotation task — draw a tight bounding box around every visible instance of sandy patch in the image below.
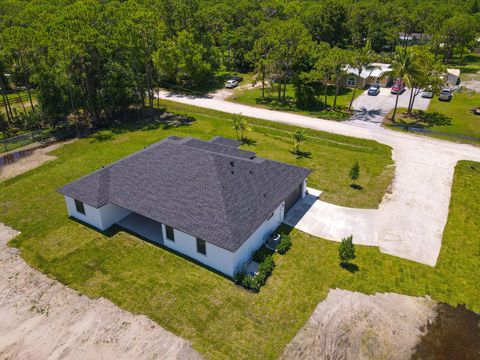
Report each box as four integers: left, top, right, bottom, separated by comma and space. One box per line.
282, 289, 436, 360
0, 141, 72, 181
0, 223, 202, 360
461, 80, 480, 93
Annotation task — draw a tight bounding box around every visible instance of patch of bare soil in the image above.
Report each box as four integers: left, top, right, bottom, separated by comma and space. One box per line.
462, 80, 480, 93
0, 141, 72, 181
0, 223, 202, 360
282, 289, 436, 360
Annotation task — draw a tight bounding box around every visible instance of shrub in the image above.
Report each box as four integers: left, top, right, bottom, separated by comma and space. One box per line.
252, 246, 271, 263
234, 255, 275, 292
276, 234, 291, 254
339, 235, 356, 264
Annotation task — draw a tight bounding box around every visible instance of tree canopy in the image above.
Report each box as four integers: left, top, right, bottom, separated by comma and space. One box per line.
0, 0, 478, 135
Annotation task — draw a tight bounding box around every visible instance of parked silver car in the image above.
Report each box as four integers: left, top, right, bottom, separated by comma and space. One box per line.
438, 88, 453, 101
421, 90, 434, 98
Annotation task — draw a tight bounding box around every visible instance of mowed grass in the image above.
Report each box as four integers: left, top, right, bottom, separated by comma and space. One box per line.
229, 83, 359, 121
384, 92, 480, 145
427, 93, 480, 143
1, 101, 479, 359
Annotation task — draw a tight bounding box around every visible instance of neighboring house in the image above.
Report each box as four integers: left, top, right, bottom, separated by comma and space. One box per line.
58, 136, 310, 277
341, 63, 393, 89
446, 68, 461, 86
399, 32, 432, 45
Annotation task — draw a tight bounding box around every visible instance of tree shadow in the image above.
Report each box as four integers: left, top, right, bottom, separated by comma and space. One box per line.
89, 133, 114, 142
414, 111, 452, 127
340, 262, 359, 273
289, 150, 312, 159
350, 184, 363, 190
241, 137, 257, 146
351, 107, 385, 123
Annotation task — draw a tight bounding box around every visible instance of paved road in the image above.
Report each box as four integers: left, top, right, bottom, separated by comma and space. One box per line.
158, 91, 480, 266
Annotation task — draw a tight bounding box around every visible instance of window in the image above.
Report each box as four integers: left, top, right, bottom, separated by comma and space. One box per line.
197, 238, 206, 255
74, 199, 85, 215
165, 225, 175, 241
347, 77, 356, 87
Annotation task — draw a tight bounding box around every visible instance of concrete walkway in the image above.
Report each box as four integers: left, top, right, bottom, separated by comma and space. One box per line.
158, 91, 480, 266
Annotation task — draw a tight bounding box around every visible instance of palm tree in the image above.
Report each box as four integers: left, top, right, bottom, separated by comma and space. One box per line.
291, 128, 306, 155
391, 48, 415, 122
232, 113, 250, 141
348, 43, 377, 111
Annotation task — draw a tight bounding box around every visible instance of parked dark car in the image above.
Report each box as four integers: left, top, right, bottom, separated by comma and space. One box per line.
367, 84, 380, 96
232, 76, 244, 83
391, 80, 405, 94
438, 88, 453, 101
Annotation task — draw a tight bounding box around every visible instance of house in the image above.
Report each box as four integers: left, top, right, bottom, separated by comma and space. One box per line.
57, 136, 311, 277
446, 68, 460, 86
341, 63, 393, 89
398, 32, 432, 45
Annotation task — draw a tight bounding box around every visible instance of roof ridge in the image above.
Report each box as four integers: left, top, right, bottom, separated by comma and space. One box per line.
209, 154, 237, 243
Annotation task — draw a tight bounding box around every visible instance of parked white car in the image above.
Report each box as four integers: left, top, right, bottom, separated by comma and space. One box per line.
225, 79, 238, 89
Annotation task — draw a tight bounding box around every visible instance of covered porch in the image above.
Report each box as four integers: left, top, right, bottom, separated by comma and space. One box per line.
117, 212, 164, 245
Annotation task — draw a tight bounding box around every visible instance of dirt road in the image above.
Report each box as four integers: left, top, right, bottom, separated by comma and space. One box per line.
0, 223, 201, 360
157, 91, 480, 266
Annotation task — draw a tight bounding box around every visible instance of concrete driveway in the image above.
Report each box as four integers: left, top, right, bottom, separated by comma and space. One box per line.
157, 90, 480, 266
350, 88, 431, 125
284, 189, 378, 246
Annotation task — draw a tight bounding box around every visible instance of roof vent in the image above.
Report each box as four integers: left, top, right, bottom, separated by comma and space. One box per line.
249, 170, 253, 174
230, 161, 235, 167
263, 193, 266, 197
231, 170, 235, 175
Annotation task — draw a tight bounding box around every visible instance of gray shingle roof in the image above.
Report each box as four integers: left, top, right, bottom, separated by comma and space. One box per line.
209, 136, 243, 148
58, 136, 311, 252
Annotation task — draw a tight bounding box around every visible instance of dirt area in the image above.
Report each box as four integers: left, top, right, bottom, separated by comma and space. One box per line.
0, 141, 71, 181
0, 223, 201, 360
461, 80, 480, 93
282, 289, 436, 360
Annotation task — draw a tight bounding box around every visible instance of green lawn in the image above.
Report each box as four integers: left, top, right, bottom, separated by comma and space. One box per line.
383, 92, 480, 145
1, 102, 479, 359
427, 92, 480, 142
229, 83, 359, 121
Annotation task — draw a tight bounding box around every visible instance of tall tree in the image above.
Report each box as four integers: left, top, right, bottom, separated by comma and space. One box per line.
348, 42, 376, 111
259, 19, 314, 102
405, 48, 445, 116
115, 1, 164, 118
391, 48, 415, 122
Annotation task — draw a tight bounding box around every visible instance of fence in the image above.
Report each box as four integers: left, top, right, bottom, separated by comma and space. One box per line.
0, 127, 77, 153
390, 124, 480, 143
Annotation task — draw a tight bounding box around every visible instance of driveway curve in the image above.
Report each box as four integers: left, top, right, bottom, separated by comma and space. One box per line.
284, 189, 377, 246
158, 91, 480, 266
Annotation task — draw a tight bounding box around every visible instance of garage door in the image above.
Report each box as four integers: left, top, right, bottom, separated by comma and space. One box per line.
284, 184, 302, 212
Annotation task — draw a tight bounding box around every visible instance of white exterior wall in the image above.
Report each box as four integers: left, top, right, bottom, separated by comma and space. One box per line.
64, 196, 131, 231
162, 225, 235, 276
232, 202, 285, 275
301, 179, 307, 198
